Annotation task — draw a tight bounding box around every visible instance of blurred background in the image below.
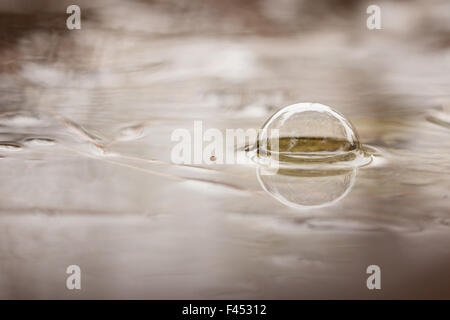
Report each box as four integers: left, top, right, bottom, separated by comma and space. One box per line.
0, 0, 449, 299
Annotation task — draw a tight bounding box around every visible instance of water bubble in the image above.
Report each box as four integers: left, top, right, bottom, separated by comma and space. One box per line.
23, 137, 56, 147
117, 123, 147, 141
0, 111, 45, 127
254, 102, 372, 169
250, 102, 375, 209
0, 142, 22, 152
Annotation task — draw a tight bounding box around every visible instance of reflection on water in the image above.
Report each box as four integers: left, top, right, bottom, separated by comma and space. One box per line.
0, 0, 449, 299
257, 167, 357, 209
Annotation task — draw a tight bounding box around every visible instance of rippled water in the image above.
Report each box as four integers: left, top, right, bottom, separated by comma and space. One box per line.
0, 0, 449, 299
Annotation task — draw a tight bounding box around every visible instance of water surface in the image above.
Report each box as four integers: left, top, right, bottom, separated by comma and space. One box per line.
0, 0, 449, 299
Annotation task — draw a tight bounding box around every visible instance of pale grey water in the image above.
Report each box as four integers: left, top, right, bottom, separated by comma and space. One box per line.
0, 0, 449, 299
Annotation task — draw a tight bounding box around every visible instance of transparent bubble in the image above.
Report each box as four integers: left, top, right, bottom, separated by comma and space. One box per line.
247, 102, 376, 209
255, 102, 371, 169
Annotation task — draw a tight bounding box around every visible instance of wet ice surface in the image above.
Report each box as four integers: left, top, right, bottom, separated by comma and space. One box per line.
0, 0, 449, 299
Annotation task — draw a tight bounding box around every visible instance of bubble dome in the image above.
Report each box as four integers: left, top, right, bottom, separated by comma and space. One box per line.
255, 102, 371, 169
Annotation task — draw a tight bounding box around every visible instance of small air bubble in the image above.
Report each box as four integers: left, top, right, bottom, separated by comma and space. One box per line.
117, 124, 147, 141
0, 143, 22, 152
0, 112, 44, 127
23, 137, 56, 147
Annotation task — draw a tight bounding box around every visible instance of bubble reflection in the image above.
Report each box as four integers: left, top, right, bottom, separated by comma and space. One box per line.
257, 166, 357, 209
